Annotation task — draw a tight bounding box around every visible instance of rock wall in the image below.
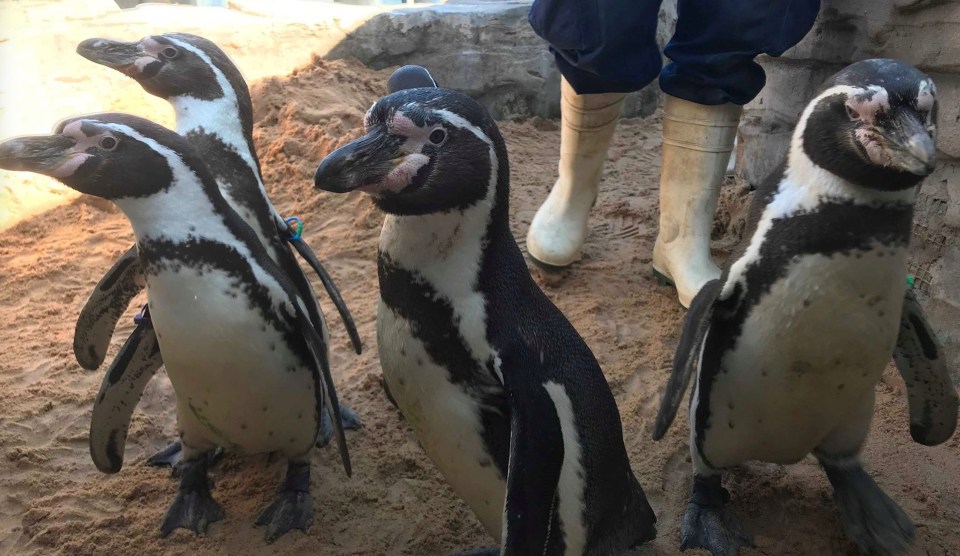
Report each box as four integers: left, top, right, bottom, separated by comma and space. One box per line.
325, 0, 674, 120
738, 0, 960, 378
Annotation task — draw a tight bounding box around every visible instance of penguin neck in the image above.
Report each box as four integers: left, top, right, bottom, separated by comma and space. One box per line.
171, 95, 261, 180
380, 194, 498, 271
113, 167, 235, 253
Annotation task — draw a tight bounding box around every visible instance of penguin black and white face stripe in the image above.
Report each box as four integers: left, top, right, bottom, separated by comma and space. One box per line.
314, 88, 508, 216
799, 59, 937, 190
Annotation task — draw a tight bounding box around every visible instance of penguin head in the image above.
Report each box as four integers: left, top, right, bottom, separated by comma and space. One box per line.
0, 113, 200, 200
799, 59, 938, 190
77, 33, 248, 106
314, 82, 507, 216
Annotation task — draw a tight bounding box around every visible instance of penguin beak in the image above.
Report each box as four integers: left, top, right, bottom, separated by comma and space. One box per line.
77, 38, 156, 78
0, 134, 80, 177
314, 129, 407, 194
884, 110, 937, 176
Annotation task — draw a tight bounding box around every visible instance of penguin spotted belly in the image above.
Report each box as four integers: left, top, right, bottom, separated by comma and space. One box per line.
146, 267, 318, 456
377, 301, 508, 539
703, 248, 907, 467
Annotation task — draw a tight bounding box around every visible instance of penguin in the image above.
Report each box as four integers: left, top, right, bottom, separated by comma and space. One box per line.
652, 59, 958, 556
0, 113, 352, 542
313, 68, 657, 555
74, 33, 361, 473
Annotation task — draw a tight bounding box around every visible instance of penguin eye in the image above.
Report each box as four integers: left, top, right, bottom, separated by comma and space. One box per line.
98, 136, 118, 151
160, 46, 179, 60
428, 128, 447, 145
845, 103, 860, 121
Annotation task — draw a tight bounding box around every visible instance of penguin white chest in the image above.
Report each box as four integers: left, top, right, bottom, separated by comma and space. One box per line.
702, 248, 907, 466
145, 267, 317, 456
377, 300, 507, 540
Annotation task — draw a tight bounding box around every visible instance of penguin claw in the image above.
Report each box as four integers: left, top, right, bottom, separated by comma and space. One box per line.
680, 476, 753, 556
256, 461, 314, 543
823, 463, 915, 555
317, 404, 362, 448
160, 489, 225, 537
159, 459, 224, 537
680, 504, 753, 556
255, 490, 315, 543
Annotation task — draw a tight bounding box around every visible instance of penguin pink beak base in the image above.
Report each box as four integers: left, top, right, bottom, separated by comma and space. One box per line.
880, 110, 937, 176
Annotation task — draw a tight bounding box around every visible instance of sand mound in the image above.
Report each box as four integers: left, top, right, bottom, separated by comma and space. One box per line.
0, 56, 957, 555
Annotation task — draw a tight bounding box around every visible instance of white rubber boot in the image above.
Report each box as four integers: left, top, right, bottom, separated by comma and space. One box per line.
526, 77, 625, 268
652, 95, 742, 308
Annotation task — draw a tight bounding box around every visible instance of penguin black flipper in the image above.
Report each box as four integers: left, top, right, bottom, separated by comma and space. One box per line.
893, 288, 959, 446
498, 345, 565, 555
74, 244, 150, 370
653, 278, 722, 440
277, 215, 362, 355
387, 65, 438, 93
290, 299, 352, 476
89, 314, 162, 473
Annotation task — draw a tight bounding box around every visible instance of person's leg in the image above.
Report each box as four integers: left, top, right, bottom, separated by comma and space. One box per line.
526, 0, 663, 268
654, 0, 820, 307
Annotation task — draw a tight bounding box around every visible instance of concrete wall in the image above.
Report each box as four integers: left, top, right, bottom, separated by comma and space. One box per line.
738, 0, 960, 377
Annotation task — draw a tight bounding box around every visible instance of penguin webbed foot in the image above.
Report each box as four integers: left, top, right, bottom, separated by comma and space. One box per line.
255, 461, 314, 543
160, 457, 224, 537
146, 441, 224, 478
822, 461, 915, 555
680, 475, 754, 556
317, 404, 362, 447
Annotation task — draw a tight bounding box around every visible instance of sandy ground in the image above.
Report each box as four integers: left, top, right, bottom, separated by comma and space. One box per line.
1, 52, 959, 556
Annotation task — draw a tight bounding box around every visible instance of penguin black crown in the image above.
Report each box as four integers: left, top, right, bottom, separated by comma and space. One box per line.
653, 59, 955, 556
0, 113, 352, 542
315, 68, 657, 555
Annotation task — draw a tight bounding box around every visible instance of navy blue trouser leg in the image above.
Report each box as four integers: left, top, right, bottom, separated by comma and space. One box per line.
528, 0, 821, 103
528, 0, 664, 94
661, 0, 821, 104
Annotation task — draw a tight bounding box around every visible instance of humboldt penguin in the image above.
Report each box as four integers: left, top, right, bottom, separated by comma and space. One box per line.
313, 69, 657, 555
0, 113, 352, 542
653, 59, 957, 556
75, 33, 361, 473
